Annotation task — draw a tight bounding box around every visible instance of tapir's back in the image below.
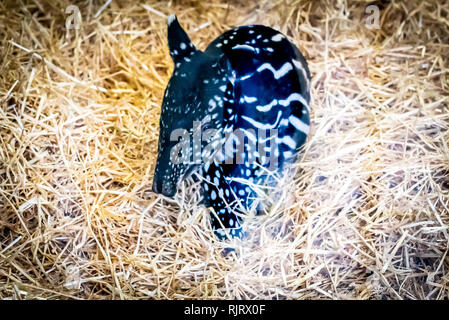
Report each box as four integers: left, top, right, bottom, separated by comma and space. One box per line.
204, 25, 311, 182
198, 25, 311, 238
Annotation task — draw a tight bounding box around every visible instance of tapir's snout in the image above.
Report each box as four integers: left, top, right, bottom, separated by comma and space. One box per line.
152, 165, 177, 198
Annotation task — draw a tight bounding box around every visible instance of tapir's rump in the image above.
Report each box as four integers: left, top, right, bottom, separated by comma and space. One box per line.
153, 14, 311, 239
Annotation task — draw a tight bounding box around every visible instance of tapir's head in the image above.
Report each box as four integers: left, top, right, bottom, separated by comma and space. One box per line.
152, 15, 231, 197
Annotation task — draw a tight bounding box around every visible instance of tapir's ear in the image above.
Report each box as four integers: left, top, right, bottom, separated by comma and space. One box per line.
167, 14, 197, 63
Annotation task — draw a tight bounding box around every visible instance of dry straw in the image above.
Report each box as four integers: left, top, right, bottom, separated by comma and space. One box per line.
0, 0, 448, 299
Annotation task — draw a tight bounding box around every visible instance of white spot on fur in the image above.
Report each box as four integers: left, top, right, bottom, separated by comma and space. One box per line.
271, 34, 284, 42
168, 14, 176, 26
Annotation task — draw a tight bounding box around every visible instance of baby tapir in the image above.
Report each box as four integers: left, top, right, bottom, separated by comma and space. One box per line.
152, 14, 311, 239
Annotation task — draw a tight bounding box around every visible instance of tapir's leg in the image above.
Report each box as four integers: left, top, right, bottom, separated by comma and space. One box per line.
201, 163, 244, 239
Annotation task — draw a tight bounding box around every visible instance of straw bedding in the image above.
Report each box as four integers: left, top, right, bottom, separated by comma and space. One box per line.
0, 0, 448, 299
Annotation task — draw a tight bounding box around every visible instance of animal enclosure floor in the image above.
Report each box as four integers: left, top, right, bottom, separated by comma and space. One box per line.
0, 0, 448, 299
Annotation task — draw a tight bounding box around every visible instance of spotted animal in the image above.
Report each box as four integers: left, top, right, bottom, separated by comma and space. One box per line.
152, 15, 311, 239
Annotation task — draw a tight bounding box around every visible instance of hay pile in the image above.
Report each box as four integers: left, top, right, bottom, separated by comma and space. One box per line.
0, 0, 448, 299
